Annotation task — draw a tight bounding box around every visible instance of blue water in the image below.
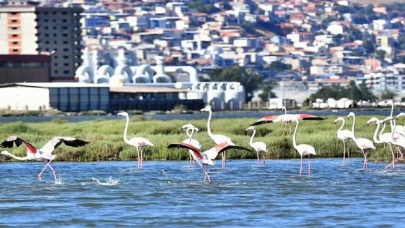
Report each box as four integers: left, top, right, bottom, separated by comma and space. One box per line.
0, 109, 400, 123
1, 159, 405, 226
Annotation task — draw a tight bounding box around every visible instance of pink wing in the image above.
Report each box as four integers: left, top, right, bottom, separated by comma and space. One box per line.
250, 115, 282, 126
167, 142, 204, 160
294, 114, 324, 120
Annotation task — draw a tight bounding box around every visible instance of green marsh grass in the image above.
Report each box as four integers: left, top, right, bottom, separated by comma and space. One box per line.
0, 115, 398, 162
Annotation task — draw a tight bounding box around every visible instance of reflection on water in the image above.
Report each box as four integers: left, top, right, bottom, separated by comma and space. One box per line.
0, 109, 398, 123
0, 159, 405, 226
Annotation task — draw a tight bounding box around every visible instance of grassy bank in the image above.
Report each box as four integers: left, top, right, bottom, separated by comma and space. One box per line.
0, 115, 398, 162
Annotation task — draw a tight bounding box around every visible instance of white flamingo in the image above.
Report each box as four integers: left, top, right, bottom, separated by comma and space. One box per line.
281, 106, 295, 136
334, 117, 354, 163
0, 136, 88, 181
347, 112, 375, 169
381, 116, 405, 168
387, 101, 405, 136
168, 142, 252, 182
367, 117, 397, 169
200, 105, 235, 169
117, 111, 154, 168
246, 126, 267, 165
181, 123, 203, 166
291, 116, 317, 176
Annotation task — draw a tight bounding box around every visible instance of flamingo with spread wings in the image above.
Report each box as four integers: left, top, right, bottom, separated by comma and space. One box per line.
181, 123, 203, 166
0, 136, 88, 181
250, 113, 323, 127
201, 105, 235, 169
168, 142, 252, 182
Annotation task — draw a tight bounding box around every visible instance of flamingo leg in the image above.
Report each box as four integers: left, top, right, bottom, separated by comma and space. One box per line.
136, 146, 140, 169
308, 155, 311, 175
221, 151, 226, 169
47, 162, 58, 182
262, 153, 266, 165
342, 139, 346, 163
256, 150, 259, 165
37, 162, 49, 181
139, 147, 143, 168
347, 140, 350, 162
361, 149, 368, 169
300, 154, 303, 176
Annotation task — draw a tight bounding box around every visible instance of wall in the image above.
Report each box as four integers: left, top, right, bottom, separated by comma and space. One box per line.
0, 87, 50, 110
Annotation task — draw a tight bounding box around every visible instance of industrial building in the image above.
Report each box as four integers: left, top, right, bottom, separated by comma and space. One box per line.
0, 54, 51, 84
0, 0, 83, 81
0, 83, 205, 112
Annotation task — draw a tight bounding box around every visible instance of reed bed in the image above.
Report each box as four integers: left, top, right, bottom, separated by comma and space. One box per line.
0, 115, 398, 162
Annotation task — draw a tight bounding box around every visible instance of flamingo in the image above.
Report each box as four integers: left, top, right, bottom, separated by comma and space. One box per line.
291, 116, 317, 175
246, 126, 267, 165
280, 106, 295, 136
380, 116, 405, 167
168, 142, 252, 182
387, 101, 405, 136
200, 105, 235, 169
181, 124, 203, 166
347, 112, 375, 169
0, 136, 88, 181
367, 117, 397, 169
250, 113, 324, 126
334, 117, 355, 163
117, 111, 154, 168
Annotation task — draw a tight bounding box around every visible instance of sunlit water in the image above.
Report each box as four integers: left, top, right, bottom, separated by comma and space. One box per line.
1, 159, 405, 226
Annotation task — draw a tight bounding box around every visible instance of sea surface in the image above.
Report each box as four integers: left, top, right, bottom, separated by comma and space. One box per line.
1, 159, 405, 226
0, 109, 400, 123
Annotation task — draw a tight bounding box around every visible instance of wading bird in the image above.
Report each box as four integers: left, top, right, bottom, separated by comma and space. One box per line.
168, 142, 252, 182
246, 126, 267, 165
280, 106, 295, 136
117, 111, 154, 168
347, 112, 375, 169
181, 123, 203, 166
387, 101, 405, 136
251, 114, 323, 175
0, 136, 88, 181
201, 105, 235, 169
367, 117, 397, 169
334, 117, 355, 163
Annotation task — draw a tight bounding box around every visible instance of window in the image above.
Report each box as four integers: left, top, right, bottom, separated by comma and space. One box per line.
62, 19, 67, 22
64, 63, 69, 66
45, 26, 48, 29
63, 41, 68, 44
63, 48, 69, 52
12, 41, 18, 45
12, 34, 18, 38
54, 70, 58, 74
44, 19, 48, 22
63, 55, 69, 59
54, 41, 57, 44
11, 27, 18, 30
12, 49, 18, 52
11, 20, 17, 23
63, 70, 70, 74
54, 63, 58, 66
62, 26, 68, 30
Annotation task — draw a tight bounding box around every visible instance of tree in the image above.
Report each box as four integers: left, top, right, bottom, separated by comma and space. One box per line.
268, 61, 292, 72
258, 83, 277, 102
209, 66, 262, 102
359, 80, 376, 101
381, 89, 397, 100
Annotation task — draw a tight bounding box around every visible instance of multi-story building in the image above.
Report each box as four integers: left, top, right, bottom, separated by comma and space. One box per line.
0, 0, 83, 81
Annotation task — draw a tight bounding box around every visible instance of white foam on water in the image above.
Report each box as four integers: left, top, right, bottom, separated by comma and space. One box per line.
92, 176, 121, 186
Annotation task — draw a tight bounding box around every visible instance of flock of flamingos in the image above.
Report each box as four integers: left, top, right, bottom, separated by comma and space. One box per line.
1, 104, 405, 183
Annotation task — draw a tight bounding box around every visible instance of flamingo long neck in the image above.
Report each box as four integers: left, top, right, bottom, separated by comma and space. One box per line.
292, 119, 299, 149
351, 115, 356, 135
123, 115, 131, 144
186, 128, 192, 140
206, 110, 214, 139
391, 119, 397, 138
338, 119, 345, 132
390, 103, 394, 129
373, 121, 382, 143
283, 107, 287, 115
189, 128, 195, 142
3, 152, 29, 161
249, 129, 256, 147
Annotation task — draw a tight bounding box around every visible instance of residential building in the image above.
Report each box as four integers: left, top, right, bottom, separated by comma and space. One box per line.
0, 0, 83, 81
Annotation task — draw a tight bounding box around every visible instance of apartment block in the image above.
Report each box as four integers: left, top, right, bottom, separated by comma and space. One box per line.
0, 0, 83, 81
